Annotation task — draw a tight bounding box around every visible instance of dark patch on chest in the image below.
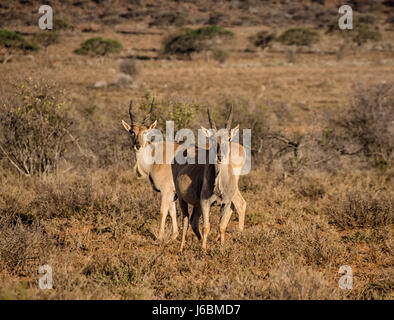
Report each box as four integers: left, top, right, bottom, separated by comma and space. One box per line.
149, 175, 160, 192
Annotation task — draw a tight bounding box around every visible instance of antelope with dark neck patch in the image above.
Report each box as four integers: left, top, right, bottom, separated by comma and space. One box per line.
122, 101, 181, 241
175, 107, 247, 251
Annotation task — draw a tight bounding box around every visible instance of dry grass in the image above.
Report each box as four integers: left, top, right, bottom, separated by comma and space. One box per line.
0, 1, 393, 300
0, 166, 392, 299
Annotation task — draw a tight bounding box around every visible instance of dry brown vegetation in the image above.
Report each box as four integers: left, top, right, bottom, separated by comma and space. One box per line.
0, 0, 393, 300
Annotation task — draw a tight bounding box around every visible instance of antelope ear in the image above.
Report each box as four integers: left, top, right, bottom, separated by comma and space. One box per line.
122, 120, 131, 131
147, 120, 157, 131
230, 125, 239, 141
201, 126, 213, 137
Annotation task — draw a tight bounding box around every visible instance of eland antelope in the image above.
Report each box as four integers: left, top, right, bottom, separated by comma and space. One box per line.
122, 101, 182, 242
175, 107, 247, 251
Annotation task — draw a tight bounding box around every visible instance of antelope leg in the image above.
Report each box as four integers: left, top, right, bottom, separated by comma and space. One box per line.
232, 190, 246, 232
179, 199, 189, 252
169, 200, 179, 241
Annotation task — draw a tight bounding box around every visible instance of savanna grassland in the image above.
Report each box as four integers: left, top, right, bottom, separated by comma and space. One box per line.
0, 0, 393, 299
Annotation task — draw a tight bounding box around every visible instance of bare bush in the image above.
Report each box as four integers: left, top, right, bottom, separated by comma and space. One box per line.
325, 191, 394, 229
248, 30, 275, 50
261, 260, 339, 299
33, 177, 93, 219
32, 31, 60, 47
293, 176, 326, 201
53, 18, 74, 31
119, 58, 140, 77
326, 22, 381, 52
358, 271, 394, 300
212, 49, 228, 64
0, 80, 73, 176
149, 12, 191, 28
0, 214, 50, 276
326, 83, 394, 165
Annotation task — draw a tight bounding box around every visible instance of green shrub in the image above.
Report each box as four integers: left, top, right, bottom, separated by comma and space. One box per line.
169, 102, 195, 131
185, 25, 234, 38
32, 31, 60, 47
248, 30, 275, 49
162, 25, 234, 57
139, 94, 195, 132
212, 49, 229, 63
0, 80, 72, 176
0, 29, 39, 51
150, 12, 191, 27
358, 14, 379, 25
74, 37, 123, 56
326, 22, 381, 47
53, 18, 73, 30
351, 24, 381, 46
277, 28, 320, 47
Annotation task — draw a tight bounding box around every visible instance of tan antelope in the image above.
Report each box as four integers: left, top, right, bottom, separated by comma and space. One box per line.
122, 101, 182, 242
122, 101, 211, 243
176, 107, 247, 251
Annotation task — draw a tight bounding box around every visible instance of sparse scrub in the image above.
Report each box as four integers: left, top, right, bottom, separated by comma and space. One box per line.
32, 31, 60, 47
359, 14, 380, 25
150, 12, 191, 27
325, 191, 394, 229
326, 22, 382, 50
119, 58, 140, 77
75, 122, 132, 168
162, 26, 234, 58
212, 49, 228, 63
358, 271, 394, 300
260, 261, 340, 299
276, 28, 319, 63
0, 213, 50, 276
0, 1, 393, 300
285, 49, 297, 63
386, 12, 394, 28
0, 79, 72, 176
326, 83, 394, 165
33, 177, 93, 219
0, 29, 39, 52
206, 13, 232, 27
248, 30, 275, 50
222, 101, 271, 162
351, 24, 382, 47
139, 94, 196, 131
277, 28, 320, 47
293, 177, 325, 201
53, 18, 74, 31
83, 258, 137, 288
74, 37, 123, 56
